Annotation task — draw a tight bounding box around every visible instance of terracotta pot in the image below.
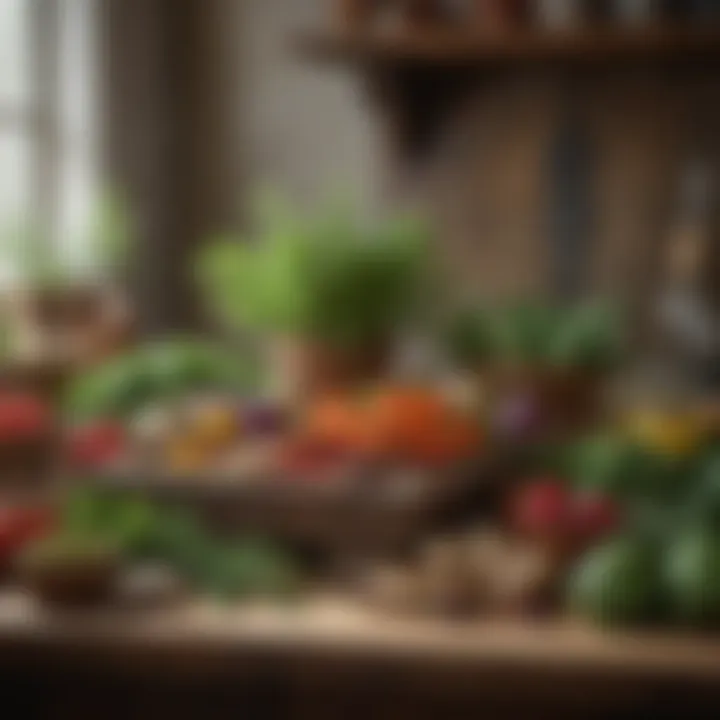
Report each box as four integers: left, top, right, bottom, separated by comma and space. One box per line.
487, 364, 604, 436
271, 337, 390, 401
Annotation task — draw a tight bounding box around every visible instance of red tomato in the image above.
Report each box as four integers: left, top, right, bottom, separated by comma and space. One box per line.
509, 479, 572, 539
568, 492, 620, 545
68, 421, 126, 469
15, 506, 56, 542
0, 392, 51, 442
0, 504, 55, 569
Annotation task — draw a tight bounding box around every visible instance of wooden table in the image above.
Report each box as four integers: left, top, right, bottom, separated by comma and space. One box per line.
1, 591, 719, 717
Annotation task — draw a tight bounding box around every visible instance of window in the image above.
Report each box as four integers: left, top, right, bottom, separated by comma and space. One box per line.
0, 0, 97, 284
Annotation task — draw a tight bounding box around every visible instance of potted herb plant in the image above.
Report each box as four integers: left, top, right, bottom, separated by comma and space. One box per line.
542, 300, 623, 428
447, 299, 623, 437
1, 189, 135, 368
197, 197, 431, 399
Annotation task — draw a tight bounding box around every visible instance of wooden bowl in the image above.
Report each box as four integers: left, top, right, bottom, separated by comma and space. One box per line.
18, 548, 120, 609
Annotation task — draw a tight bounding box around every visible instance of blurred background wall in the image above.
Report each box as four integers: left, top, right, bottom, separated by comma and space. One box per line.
1, 0, 718, 347
242, 0, 381, 210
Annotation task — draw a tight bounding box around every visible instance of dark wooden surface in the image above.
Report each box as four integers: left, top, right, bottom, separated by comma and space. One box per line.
2, 592, 720, 717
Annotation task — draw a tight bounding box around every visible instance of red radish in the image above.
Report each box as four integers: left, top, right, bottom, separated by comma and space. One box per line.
0, 504, 55, 569
509, 479, 572, 539
568, 492, 620, 544
0, 392, 51, 442
68, 421, 126, 469
14, 506, 56, 540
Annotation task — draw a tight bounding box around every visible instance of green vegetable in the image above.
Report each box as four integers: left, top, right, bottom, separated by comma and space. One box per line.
665, 528, 720, 627
569, 435, 638, 495
57, 490, 301, 601
197, 197, 431, 348
568, 537, 663, 627
65, 339, 256, 421
682, 449, 720, 528
62, 489, 159, 556
569, 435, 678, 501
202, 540, 300, 602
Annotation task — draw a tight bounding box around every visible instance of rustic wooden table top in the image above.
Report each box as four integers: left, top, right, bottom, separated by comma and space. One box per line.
0, 590, 719, 684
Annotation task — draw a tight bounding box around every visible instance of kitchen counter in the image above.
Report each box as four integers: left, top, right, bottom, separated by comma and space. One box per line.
1, 591, 719, 716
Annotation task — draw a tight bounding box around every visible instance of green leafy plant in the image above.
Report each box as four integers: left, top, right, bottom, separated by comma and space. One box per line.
445, 307, 495, 368
65, 339, 257, 421
197, 197, 431, 348
493, 301, 562, 367
59, 489, 301, 601
546, 300, 623, 372
446, 299, 623, 372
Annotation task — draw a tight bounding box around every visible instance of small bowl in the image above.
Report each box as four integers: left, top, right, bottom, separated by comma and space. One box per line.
18, 544, 120, 609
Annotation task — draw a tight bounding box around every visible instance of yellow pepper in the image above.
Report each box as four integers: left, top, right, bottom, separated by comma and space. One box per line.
191, 406, 239, 450
625, 410, 706, 458
165, 436, 210, 474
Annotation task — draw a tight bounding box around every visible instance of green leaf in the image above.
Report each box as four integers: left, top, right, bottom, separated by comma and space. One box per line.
547, 300, 623, 371
65, 340, 256, 421
195, 196, 431, 346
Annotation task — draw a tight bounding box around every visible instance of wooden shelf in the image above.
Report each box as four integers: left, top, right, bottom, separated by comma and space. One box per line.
296, 26, 720, 67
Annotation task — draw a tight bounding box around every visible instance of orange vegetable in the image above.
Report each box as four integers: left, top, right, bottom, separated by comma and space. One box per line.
302, 394, 368, 451
303, 387, 483, 465
364, 388, 453, 456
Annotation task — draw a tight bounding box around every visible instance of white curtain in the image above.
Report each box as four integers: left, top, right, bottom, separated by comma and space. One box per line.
0, 0, 97, 285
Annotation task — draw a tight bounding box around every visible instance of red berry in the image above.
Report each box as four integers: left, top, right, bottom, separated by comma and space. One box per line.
16, 506, 55, 541
0, 392, 50, 441
510, 479, 572, 539
569, 492, 620, 544
68, 421, 126, 468
0, 504, 54, 561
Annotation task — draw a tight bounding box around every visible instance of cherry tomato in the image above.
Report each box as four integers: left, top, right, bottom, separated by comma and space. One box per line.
569, 492, 620, 545
68, 421, 126, 469
0, 392, 51, 442
509, 478, 572, 539
0, 504, 55, 571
